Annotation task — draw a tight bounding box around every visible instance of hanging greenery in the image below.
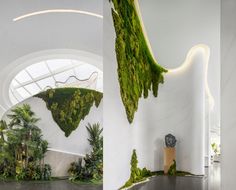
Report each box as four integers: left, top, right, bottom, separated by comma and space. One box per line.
35, 88, 103, 137
111, 0, 167, 123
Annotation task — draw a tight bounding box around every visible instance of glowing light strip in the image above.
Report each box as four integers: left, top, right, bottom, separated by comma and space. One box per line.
134, 0, 215, 109
13, 9, 103, 22
168, 45, 214, 109
48, 148, 85, 157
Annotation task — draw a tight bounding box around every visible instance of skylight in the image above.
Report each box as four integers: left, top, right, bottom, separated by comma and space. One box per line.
9, 59, 103, 105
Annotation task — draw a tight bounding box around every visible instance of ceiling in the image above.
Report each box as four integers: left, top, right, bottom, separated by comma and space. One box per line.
0, 0, 103, 116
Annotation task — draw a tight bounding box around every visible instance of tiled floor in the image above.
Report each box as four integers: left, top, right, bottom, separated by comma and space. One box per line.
0, 179, 103, 190
130, 163, 220, 190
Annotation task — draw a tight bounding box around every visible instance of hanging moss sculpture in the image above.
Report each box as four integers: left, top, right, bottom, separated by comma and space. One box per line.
35, 88, 103, 137
111, 0, 168, 123
120, 149, 152, 189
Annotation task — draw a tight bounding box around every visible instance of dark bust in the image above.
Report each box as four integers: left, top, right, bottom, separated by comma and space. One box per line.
165, 134, 177, 148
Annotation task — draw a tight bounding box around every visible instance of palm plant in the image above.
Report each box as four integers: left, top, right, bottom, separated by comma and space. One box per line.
68, 123, 103, 182
0, 104, 51, 180
86, 123, 103, 152
7, 104, 41, 168
0, 120, 14, 176
8, 104, 40, 130
0, 120, 7, 142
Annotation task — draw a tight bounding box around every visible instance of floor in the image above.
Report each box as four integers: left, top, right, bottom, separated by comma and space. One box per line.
0, 179, 103, 190
130, 163, 221, 190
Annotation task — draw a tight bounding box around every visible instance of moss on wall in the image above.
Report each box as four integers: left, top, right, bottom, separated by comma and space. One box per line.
111, 0, 167, 123
35, 88, 103, 137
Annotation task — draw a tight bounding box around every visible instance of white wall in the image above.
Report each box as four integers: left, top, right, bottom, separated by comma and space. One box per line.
221, 1, 236, 189
104, 1, 219, 189
139, 0, 220, 127
132, 47, 207, 175
3, 96, 103, 156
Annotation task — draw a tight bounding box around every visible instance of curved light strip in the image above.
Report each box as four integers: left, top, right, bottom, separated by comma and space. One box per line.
43, 71, 99, 90
48, 148, 85, 157
55, 71, 98, 86
13, 9, 103, 22
134, 0, 214, 109
169, 44, 214, 109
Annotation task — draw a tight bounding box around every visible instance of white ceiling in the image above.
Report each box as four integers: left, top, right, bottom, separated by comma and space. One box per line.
0, 0, 103, 116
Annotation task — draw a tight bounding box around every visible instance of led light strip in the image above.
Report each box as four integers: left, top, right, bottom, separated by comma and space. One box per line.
134, 0, 214, 109
48, 148, 85, 157
13, 9, 103, 21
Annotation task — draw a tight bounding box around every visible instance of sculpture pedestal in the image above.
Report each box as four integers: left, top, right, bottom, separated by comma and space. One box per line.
164, 147, 176, 174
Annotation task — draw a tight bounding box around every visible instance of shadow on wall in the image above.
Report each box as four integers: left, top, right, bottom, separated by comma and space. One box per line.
154, 138, 164, 170
45, 150, 83, 177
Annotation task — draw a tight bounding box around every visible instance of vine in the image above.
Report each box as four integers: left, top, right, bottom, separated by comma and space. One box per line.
35, 88, 103, 137
111, 0, 167, 123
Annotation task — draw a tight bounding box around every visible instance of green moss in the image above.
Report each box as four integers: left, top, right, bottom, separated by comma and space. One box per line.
168, 160, 177, 176
70, 179, 102, 185
34, 88, 103, 137
152, 170, 193, 176
120, 150, 152, 189
111, 0, 167, 123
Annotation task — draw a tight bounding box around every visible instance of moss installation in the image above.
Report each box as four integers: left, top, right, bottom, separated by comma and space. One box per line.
35, 88, 103, 137
120, 150, 152, 189
120, 150, 193, 189
111, 0, 167, 123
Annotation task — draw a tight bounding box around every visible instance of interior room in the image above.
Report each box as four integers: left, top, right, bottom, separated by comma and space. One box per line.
2, 0, 236, 190
0, 1, 103, 189
104, 0, 220, 189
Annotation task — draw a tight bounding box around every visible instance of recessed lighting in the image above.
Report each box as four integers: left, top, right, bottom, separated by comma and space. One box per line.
13, 9, 103, 22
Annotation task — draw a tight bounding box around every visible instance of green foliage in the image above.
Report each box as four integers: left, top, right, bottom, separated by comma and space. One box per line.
41, 164, 52, 180
0, 104, 51, 181
152, 170, 193, 176
68, 123, 103, 183
68, 158, 83, 179
111, 0, 167, 123
121, 149, 152, 189
0, 120, 7, 143
141, 167, 152, 177
35, 88, 103, 137
168, 160, 177, 176
15, 163, 51, 181
211, 143, 219, 154
8, 104, 40, 129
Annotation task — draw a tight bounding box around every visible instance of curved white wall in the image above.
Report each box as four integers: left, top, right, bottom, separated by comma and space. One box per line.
2, 96, 103, 156
104, 0, 219, 189
221, 1, 236, 189
132, 47, 206, 175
